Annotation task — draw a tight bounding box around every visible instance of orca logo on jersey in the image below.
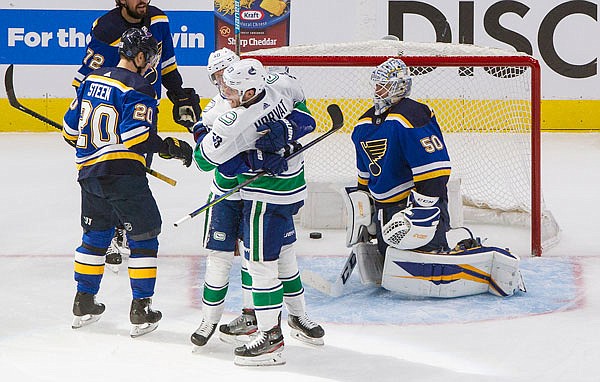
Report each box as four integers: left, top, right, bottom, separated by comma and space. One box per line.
361, 139, 388, 177
218, 110, 237, 126
248, 67, 257, 75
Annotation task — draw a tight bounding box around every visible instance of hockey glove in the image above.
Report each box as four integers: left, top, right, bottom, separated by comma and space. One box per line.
159, 137, 193, 167
192, 121, 209, 144
246, 149, 288, 175
166, 87, 201, 131
255, 119, 294, 153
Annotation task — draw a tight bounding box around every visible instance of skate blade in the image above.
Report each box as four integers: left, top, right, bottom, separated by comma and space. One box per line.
130, 322, 159, 338
290, 329, 325, 346
219, 332, 255, 346
72, 314, 101, 329
234, 351, 286, 366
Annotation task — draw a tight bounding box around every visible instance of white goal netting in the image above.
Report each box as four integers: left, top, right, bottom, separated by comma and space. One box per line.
247, 40, 560, 256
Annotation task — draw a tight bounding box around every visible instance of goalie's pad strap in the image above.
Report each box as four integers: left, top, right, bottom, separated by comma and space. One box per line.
381, 246, 524, 298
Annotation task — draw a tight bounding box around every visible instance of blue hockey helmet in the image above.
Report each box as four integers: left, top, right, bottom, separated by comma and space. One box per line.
118, 27, 159, 70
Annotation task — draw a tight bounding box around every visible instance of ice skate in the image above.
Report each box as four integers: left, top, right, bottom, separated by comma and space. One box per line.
219, 308, 258, 345
288, 313, 325, 346
105, 229, 128, 273
72, 291, 105, 329
129, 297, 162, 338
190, 317, 217, 347
105, 241, 122, 273
233, 324, 285, 366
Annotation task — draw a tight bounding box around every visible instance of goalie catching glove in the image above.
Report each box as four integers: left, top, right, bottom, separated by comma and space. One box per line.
159, 137, 193, 167
166, 88, 201, 131
381, 190, 441, 250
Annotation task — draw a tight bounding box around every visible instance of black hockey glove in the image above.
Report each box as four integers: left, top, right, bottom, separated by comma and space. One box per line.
247, 149, 288, 175
159, 137, 193, 167
255, 119, 294, 153
166, 87, 201, 131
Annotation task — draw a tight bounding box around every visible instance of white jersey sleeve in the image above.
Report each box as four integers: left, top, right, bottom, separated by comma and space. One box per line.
201, 95, 230, 128
199, 72, 306, 167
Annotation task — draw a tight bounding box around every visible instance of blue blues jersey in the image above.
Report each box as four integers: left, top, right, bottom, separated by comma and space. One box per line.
351, 98, 451, 205
63, 66, 162, 180
72, 6, 183, 99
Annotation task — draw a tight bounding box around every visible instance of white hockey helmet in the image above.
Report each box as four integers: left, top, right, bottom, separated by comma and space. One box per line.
222, 58, 267, 105
370, 58, 412, 115
207, 47, 239, 85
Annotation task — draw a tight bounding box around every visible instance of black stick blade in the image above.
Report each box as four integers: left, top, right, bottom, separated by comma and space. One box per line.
326, 104, 344, 129
4, 64, 20, 109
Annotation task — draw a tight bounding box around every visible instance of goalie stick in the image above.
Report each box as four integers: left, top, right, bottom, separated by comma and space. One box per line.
302, 250, 357, 298
4, 64, 177, 187
174, 103, 344, 227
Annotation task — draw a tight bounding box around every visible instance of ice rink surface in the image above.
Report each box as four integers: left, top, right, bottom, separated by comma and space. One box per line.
1, 132, 600, 381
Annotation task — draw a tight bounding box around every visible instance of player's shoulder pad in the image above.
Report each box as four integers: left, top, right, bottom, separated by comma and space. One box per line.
91, 8, 129, 45
147, 5, 167, 19
93, 67, 157, 99
387, 98, 432, 128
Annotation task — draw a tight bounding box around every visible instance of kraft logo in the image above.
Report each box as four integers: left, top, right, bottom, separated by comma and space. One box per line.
241, 10, 264, 21
284, 230, 295, 238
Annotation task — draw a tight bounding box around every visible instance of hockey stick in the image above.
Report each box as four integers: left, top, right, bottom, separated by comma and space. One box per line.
174, 103, 344, 227
302, 250, 357, 297
234, 0, 241, 56
4, 64, 177, 187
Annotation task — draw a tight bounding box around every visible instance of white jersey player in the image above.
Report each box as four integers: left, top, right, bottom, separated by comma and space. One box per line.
194, 59, 324, 365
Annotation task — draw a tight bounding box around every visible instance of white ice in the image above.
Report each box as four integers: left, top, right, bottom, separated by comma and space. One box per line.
1, 132, 599, 382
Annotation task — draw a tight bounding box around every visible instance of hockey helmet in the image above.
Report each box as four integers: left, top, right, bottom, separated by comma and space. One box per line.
222, 58, 267, 105
118, 27, 159, 70
207, 48, 240, 86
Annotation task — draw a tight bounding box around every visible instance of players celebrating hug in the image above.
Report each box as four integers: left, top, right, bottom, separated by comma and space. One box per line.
193, 58, 324, 366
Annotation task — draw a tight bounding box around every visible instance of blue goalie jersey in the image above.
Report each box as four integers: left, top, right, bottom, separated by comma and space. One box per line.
351, 97, 451, 204
63, 67, 161, 180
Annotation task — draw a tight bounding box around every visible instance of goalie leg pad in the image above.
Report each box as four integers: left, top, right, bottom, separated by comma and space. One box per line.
342, 187, 376, 247
381, 246, 524, 298
354, 243, 384, 286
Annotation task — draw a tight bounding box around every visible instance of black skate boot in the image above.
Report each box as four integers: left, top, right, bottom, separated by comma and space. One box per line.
129, 297, 162, 338
233, 323, 285, 366
190, 317, 217, 347
219, 308, 258, 345
72, 291, 105, 329
288, 313, 325, 345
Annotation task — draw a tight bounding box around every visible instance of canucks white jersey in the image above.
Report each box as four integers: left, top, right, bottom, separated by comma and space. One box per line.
201, 94, 242, 199
196, 73, 308, 205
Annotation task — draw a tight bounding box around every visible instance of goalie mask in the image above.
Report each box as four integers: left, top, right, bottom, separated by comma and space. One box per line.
370, 58, 412, 115
207, 48, 240, 87
222, 58, 267, 106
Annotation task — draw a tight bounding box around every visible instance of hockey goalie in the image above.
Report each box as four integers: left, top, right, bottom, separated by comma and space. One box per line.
342, 57, 525, 298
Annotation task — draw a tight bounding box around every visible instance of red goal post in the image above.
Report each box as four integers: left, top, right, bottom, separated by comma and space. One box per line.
246, 41, 559, 257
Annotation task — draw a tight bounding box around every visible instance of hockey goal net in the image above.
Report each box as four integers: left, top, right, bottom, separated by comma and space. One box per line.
246, 40, 560, 256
